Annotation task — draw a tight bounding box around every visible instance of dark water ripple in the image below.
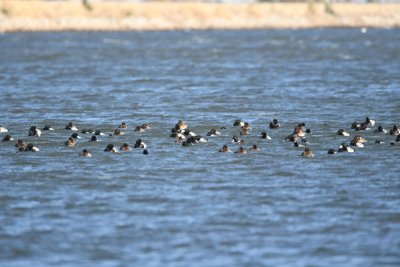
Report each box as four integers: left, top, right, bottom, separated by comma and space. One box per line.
0, 29, 400, 266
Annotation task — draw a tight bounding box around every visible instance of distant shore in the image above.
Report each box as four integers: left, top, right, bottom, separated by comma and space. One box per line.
1, 1, 400, 32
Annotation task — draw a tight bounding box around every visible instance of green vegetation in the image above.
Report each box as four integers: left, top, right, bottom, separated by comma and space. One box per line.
1, 6, 10, 16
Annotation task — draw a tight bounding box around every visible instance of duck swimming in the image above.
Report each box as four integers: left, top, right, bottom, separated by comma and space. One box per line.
234, 147, 247, 154
120, 143, 131, 151
65, 137, 76, 147
337, 129, 350, 136
42, 125, 54, 131
24, 143, 39, 152
81, 129, 94, 134
338, 143, 355, 153
79, 149, 92, 157
2, 134, 14, 142
232, 135, 244, 145
364, 116, 376, 127
390, 125, 399, 136
218, 144, 231, 153
89, 135, 98, 142
207, 129, 221, 136
250, 144, 260, 151
375, 125, 387, 134
259, 132, 272, 140
65, 122, 78, 131
95, 130, 105, 136
327, 149, 336, 154
301, 148, 314, 157
233, 119, 244, 127
143, 149, 149, 155
134, 126, 145, 132
104, 144, 118, 153
28, 126, 41, 137
134, 139, 147, 149
350, 135, 367, 147
141, 124, 150, 130
175, 120, 188, 130
71, 133, 81, 139
269, 119, 280, 129
114, 129, 125, 136
0, 126, 8, 133
15, 139, 26, 148
118, 122, 128, 129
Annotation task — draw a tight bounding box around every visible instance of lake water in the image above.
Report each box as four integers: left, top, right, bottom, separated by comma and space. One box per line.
0, 29, 399, 266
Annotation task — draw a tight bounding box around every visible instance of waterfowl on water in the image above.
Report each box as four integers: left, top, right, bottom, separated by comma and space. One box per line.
175, 120, 188, 130
218, 144, 231, 153
141, 124, 150, 130
134, 126, 144, 132
337, 129, 350, 136
134, 139, 147, 149
79, 149, 92, 157
241, 122, 251, 130
2, 134, 14, 142
390, 125, 399, 136
269, 119, 280, 129
233, 119, 244, 127
375, 126, 387, 134
143, 149, 149, 155
0, 126, 8, 133
294, 141, 306, 148
285, 134, 301, 142
120, 143, 131, 151
207, 129, 221, 136
240, 128, 250, 136
81, 129, 94, 134
364, 117, 376, 127
195, 135, 208, 143
338, 143, 354, 153
95, 130, 105, 136
118, 122, 128, 129
232, 135, 244, 145
89, 135, 98, 142
250, 144, 260, 151
301, 148, 314, 157
65, 137, 76, 147
375, 139, 385, 144
42, 125, 54, 131
28, 126, 41, 137
24, 143, 39, 152
104, 144, 118, 153
396, 134, 400, 143
71, 133, 81, 139
114, 129, 124, 136
350, 135, 367, 147
259, 132, 271, 140
65, 122, 78, 131
234, 147, 247, 154
15, 139, 26, 148
327, 149, 336, 154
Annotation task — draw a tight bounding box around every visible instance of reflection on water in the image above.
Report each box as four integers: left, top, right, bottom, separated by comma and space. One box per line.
0, 29, 400, 266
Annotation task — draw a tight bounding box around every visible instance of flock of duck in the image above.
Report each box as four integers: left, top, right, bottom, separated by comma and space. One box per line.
0, 116, 399, 158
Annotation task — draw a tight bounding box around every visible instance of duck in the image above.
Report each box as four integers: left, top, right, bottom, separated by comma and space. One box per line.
24, 143, 39, 152
65, 122, 78, 131
351, 121, 361, 130
114, 129, 125, 136
194, 135, 208, 143
396, 134, 400, 143
104, 144, 118, 153
70, 133, 81, 139
250, 144, 260, 151
374, 126, 387, 134
79, 149, 92, 157
234, 147, 247, 154
134, 139, 147, 149
337, 129, 350, 136
374, 139, 385, 144
182, 129, 197, 137
285, 134, 301, 142
305, 129, 312, 134
120, 143, 131, 151
42, 125, 54, 131
241, 122, 251, 130
141, 124, 150, 130
118, 122, 128, 129
259, 132, 272, 140
232, 135, 245, 145
0, 126, 8, 133
269, 119, 280, 129
233, 119, 244, 127
89, 135, 98, 142
218, 144, 231, 153
175, 120, 188, 130
350, 135, 367, 147
2, 134, 14, 142
28, 126, 41, 137
294, 141, 306, 148
81, 129, 94, 134
143, 149, 149, 155
240, 128, 250, 136
134, 125, 145, 132
293, 124, 305, 137
65, 137, 76, 147
301, 148, 314, 157
15, 139, 26, 148
327, 149, 336, 154
95, 130, 105, 136
364, 116, 376, 127
338, 143, 355, 153
207, 129, 221, 136
390, 125, 399, 135
182, 136, 196, 146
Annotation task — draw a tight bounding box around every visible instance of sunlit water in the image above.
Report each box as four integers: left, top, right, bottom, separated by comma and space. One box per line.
0, 29, 399, 266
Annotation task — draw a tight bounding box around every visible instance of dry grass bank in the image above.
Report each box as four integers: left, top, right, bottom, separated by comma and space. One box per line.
1, 1, 400, 32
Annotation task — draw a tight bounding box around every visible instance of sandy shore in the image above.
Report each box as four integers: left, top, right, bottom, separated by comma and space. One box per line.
1, 1, 400, 32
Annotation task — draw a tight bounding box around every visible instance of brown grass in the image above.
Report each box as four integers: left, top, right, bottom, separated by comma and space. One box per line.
1, 1, 400, 32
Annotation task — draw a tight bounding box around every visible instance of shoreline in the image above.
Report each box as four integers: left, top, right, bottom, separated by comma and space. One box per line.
1, 2, 400, 32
